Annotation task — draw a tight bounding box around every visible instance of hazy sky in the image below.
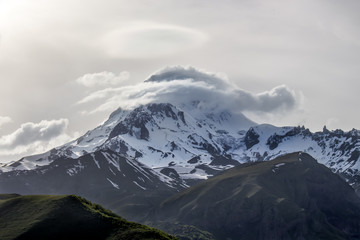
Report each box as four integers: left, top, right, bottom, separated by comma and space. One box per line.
0, 0, 360, 162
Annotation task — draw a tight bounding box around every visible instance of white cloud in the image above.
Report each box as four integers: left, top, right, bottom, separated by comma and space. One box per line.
0, 116, 12, 128
76, 71, 130, 88
0, 119, 69, 149
0, 119, 76, 162
145, 65, 231, 89
101, 22, 209, 58
78, 66, 298, 116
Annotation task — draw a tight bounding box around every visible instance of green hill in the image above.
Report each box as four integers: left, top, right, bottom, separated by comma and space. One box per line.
150, 152, 360, 240
0, 194, 176, 240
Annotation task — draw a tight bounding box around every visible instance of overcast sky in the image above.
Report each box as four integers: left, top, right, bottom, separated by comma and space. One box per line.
0, 0, 359, 162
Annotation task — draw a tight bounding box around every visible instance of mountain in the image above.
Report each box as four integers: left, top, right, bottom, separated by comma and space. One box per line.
0, 101, 359, 222
2, 102, 360, 190
0, 103, 254, 185
0, 149, 185, 221
0, 194, 176, 240
0, 69, 360, 239
239, 125, 360, 194
148, 152, 360, 240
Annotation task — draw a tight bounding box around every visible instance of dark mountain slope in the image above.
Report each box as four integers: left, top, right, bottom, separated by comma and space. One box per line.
0, 194, 176, 240
0, 150, 185, 221
150, 152, 360, 240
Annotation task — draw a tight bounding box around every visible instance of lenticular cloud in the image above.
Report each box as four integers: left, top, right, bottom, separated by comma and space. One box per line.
78, 66, 297, 116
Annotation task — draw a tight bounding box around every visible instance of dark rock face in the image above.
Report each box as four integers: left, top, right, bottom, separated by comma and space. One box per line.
160, 168, 180, 179
266, 126, 312, 150
266, 134, 283, 150
105, 138, 129, 155
244, 127, 260, 149
108, 122, 129, 139
209, 155, 240, 166
108, 109, 151, 141
187, 134, 220, 154
108, 103, 185, 142
187, 156, 201, 164
148, 103, 178, 120
150, 153, 360, 240
177, 111, 186, 125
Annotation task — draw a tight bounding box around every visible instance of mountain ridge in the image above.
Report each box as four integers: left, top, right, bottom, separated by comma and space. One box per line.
0, 149, 185, 221
148, 152, 360, 240
1, 102, 359, 192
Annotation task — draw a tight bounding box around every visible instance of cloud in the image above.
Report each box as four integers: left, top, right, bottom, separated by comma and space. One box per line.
0, 119, 69, 149
0, 119, 77, 162
145, 66, 231, 89
0, 116, 12, 128
101, 22, 209, 58
76, 71, 130, 87
78, 66, 298, 116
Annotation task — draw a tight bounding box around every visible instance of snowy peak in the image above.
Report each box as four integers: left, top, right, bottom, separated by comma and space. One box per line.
108, 103, 186, 141
102, 103, 246, 177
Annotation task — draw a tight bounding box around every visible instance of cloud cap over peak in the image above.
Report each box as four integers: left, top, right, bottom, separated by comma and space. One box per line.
145, 66, 231, 90
79, 66, 299, 118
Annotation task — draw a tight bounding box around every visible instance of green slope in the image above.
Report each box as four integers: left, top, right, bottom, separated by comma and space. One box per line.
0, 194, 176, 240
150, 152, 360, 240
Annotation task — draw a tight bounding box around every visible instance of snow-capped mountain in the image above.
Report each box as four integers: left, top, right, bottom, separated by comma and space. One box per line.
239, 125, 360, 186
0, 103, 254, 182
1, 64, 360, 200
1, 66, 359, 223
0, 102, 257, 219
1, 101, 360, 191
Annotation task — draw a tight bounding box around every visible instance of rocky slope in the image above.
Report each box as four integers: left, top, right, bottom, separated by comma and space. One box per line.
0, 149, 185, 221
239, 125, 360, 193
149, 152, 360, 240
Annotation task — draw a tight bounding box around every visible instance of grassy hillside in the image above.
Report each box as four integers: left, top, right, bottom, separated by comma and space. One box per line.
150, 152, 360, 240
0, 194, 176, 240
148, 222, 216, 240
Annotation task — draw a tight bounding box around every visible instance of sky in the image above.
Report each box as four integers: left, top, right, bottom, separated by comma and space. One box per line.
0, 0, 360, 163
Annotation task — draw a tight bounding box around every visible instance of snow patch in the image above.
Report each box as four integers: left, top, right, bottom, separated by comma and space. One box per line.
91, 153, 101, 169
107, 178, 120, 189
275, 163, 286, 168
133, 181, 146, 190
